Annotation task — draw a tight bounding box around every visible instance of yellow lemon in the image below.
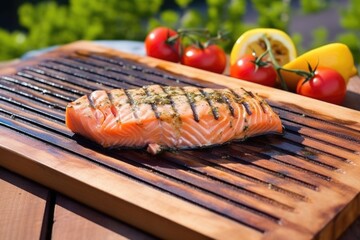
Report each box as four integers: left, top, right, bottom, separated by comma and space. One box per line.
230, 28, 297, 66
282, 43, 358, 91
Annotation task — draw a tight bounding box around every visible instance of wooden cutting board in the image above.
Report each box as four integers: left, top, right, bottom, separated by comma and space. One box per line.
0, 41, 360, 240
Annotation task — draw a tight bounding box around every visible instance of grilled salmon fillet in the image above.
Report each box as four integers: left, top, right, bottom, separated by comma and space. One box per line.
65, 85, 283, 154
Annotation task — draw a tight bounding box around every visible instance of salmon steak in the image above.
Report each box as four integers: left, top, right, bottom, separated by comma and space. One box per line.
65, 85, 283, 154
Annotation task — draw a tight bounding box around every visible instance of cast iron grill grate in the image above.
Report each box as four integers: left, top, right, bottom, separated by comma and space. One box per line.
0, 51, 360, 234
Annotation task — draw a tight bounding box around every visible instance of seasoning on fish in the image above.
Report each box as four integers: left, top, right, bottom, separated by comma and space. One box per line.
65, 85, 283, 154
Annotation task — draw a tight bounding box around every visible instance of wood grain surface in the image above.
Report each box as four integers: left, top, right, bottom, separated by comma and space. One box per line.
0, 167, 157, 240
0, 168, 49, 240
52, 194, 156, 240
0, 41, 359, 240
344, 75, 360, 111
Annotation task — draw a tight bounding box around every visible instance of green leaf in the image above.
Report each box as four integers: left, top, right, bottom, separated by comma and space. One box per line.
252, 0, 290, 31
310, 27, 328, 49
18, 3, 34, 28
180, 9, 204, 28
206, 0, 227, 7
160, 10, 180, 29
175, 0, 193, 9
336, 32, 360, 65
291, 32, 304, 54
300, 0, 328, 14
207, 6, 220, 20
340, 0, 360, 30
228, 0, 246, 20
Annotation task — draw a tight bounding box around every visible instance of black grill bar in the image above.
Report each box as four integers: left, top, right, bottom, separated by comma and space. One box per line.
0, 95, 64, 123
75, 52, 208, 88
24, 66, 98, 92
16, 71, 86, 96
0, 80, 66, 111
272, 105, 360, 143
2, 75, 75, 102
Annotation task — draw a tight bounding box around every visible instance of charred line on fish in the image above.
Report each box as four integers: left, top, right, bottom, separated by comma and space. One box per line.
181, 87, 200, 122
229, 88, 242, 101
200, 89, 220, 120
259, 100, 268, 114
86, 94, 95, 109
143, 86, 161, 119
242, 101, 253, 115
106, 90, 118, 118
222, 93, 235, 117
161, 86, 180, 118
229, 90, 252, 116
124, 89, 140, 120
241, 87, 255, 98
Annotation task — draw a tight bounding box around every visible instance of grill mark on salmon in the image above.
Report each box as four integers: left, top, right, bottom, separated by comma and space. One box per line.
259, 100, 267, 114
161, 86, 180, 119
181, 87, 200, 122
66, 85, 283, 154
200, 89, 220, 120
124, 89, 139, 121
222, 94, 235, 117
230, 89, 253, 116
242, 101, 253, 115
242, 87, 256, 98
229, 88, 243, 103
106, 91, 117, 117
86, 94, 95, 109
143, 86, 161, 119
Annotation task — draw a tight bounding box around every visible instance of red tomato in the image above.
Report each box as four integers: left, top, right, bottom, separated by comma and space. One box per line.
181, 44, 227, 74
230, 54, 277, 87
296, 67, 346, 105
145, 27, 180, 62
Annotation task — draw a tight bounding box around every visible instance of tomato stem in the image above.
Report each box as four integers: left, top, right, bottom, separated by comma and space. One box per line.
262, 35, 316, 91
176, 28, 228, 50
253, 50, 271, 67
166, 35, 179, 45
177, 28, 211, 36
262, 35, 289, 91
206, 30, 229, 46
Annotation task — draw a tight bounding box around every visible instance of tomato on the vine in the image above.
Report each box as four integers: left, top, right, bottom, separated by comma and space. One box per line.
145, 27, 180, 62
230, 54, 277, 87
181, 44, 227, 74
296, 66, 346, 105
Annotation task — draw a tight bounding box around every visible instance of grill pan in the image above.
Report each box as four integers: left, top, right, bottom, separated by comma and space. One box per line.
0, 41, 360, 240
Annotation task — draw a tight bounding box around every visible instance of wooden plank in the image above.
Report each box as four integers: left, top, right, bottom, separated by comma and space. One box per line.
344, 75, 360, 111
0, 41, 359, 240
339, 216, 360, 240
52, 194, 156, 240
0, 128, 262, 240
0, 167, 48, 239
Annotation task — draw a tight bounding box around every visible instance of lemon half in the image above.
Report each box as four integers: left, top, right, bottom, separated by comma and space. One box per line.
230, 28, 297, 66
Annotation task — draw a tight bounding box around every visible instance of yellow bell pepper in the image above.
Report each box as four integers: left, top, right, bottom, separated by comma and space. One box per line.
281, 43, 358, 91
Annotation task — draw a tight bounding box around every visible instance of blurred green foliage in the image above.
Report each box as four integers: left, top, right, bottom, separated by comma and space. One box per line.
0, 0, 359, 67
338, 0, 360, 66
